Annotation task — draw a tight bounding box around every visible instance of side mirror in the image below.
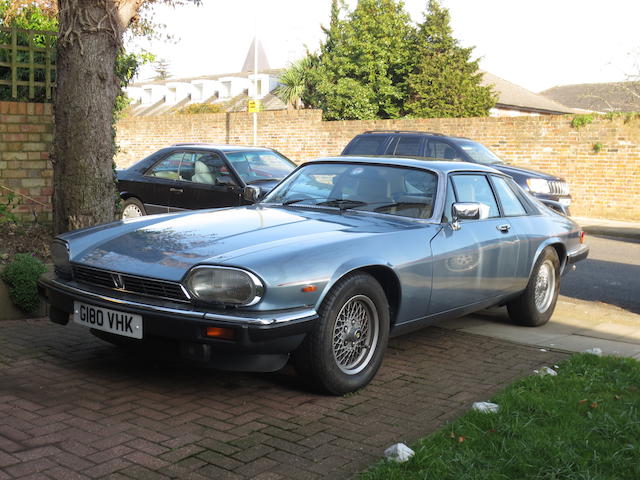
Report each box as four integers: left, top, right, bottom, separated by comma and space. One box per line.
243, 185, 261, 203
451, 202, 488, 230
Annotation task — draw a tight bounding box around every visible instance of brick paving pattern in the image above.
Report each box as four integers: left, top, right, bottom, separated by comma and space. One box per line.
0, 318, 567, 479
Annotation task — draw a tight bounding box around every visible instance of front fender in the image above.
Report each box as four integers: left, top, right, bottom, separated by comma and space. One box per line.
315, 256, 396, 310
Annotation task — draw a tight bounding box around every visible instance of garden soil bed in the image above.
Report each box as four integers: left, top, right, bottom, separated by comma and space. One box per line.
0, 222, 52, 267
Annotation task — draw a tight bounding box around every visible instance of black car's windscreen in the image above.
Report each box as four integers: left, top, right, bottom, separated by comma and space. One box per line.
453, 140, 504, 164
226, 150, 296, 184
263, 163, 437, 219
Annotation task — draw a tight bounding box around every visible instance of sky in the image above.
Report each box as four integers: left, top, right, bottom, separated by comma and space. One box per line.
129, 0, 640, 93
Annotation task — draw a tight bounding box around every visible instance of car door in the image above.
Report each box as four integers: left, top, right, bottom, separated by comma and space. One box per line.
140, 151, 185, 214
428, 173, 522, 314
168, 151, 243, 211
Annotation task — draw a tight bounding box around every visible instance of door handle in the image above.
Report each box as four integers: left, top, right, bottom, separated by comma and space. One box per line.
170, 188, 183, 194
497, 224, 511, 233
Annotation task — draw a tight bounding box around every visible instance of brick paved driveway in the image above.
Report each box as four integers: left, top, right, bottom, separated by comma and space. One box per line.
0, 319, 566, 479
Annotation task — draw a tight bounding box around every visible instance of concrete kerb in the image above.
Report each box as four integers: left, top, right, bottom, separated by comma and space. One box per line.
573, 216, 640, 241
436, 296, 640, 361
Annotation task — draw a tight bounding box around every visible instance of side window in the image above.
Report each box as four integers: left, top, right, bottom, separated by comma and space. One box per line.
146, 152, 184, 180
441, 179, 456, 223
451, 174, 500, 218
189, 152, 237, 186
344, 135, 388, 155
425, 141, 460, 161
492, 176, 527, 217
393, 136, 422, 156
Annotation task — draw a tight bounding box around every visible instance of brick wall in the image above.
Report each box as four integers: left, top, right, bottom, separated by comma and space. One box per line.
0, 101, 53, 222
116, 110, 640, 220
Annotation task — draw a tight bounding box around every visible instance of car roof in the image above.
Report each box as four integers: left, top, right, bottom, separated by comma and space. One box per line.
168, 143, 274, 152
310, 156, 502, 175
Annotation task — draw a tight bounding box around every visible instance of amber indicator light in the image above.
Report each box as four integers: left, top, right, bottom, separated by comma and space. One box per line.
205, 327, 235, 340
301, 285, 317, 293
579, 231, 585, 244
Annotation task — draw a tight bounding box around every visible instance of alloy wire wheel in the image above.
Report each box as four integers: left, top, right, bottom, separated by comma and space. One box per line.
534, 259, 556, 313
507, 247, 560, 327
293, 272, 390, 395
332, 294, 379, 375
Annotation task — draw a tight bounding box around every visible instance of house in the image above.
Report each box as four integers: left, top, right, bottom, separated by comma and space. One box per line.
124, 43, 576, 117
540, 81, 640, 113
125, 38, 286, 116
480, 72, 576, 116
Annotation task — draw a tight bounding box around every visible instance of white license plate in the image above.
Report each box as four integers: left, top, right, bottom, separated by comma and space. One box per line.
73, 302, 143, 339
559, 198, 572, 207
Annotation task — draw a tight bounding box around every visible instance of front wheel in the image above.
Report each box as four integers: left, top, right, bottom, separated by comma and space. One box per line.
507, 247, 560, 327
293, 272, 390, 395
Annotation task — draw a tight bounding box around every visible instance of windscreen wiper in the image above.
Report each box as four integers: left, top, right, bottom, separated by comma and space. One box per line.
316, 199, 367, 210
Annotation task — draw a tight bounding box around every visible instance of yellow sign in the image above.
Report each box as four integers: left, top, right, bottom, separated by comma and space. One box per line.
248, 100, 262, 113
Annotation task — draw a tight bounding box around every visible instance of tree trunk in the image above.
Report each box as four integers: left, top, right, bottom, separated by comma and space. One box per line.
52, 0, 139, 234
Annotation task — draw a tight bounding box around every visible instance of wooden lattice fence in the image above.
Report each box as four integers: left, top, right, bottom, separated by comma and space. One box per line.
0, 27, 56, 102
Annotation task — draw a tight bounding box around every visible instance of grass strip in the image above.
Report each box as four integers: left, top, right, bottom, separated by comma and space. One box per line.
360, 354, 640, 480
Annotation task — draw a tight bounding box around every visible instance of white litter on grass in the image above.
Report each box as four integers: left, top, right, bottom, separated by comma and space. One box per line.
534, 366, 558, 377
384, 443, 415, 463
539, 348, 548, 352
472, 402, 500, 413
585, 347, 603, 356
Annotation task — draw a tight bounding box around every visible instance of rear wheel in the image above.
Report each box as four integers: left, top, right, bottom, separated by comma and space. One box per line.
294, 272, 389, 395
507, 247, 560, 326
122, 198, 146, 219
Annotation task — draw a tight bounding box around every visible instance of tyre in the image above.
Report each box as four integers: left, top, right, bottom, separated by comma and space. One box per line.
507, 247, 560, 327
121, 198, 146, 219
293, 272, 390, 395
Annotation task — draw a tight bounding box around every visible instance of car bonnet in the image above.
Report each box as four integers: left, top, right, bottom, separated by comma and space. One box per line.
66, 206, 422, 282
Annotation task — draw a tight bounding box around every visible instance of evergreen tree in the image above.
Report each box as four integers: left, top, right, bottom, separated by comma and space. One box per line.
406, 0, 496, 118
309, 0, 415, 120
154, 58, 171, 80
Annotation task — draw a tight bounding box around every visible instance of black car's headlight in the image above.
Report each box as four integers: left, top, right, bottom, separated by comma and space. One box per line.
51, 240, 71, 278
526, 178, 551, 195
185, 266, 264, 306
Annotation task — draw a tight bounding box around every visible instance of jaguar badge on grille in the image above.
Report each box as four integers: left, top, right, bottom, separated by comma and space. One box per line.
111, 273, 125, 289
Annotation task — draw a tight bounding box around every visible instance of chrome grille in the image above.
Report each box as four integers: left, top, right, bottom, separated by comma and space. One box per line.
548, 181, 569, 196
72, 265, 190, 302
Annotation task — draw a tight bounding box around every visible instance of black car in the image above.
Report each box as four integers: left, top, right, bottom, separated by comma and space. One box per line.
117, 144, 297, 218
341, 131, 572, 214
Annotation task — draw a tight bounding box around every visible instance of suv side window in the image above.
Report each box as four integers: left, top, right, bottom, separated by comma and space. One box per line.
492, 176, 527, 217
343, 135, 388, 155
392, 135, 423, 156
426, 140, 460, 161
451, 174, 500, 218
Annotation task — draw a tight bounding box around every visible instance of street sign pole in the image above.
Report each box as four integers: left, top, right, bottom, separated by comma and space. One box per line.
253, 15, 258, 147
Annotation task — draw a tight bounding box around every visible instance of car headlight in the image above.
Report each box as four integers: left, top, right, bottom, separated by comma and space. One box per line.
185, 266, 264, 306
51, 240, 71, 277
526, 178, 551, 194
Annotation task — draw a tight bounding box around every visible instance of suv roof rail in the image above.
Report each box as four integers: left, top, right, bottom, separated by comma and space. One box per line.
361, 130, 447, 136
360, 130, 472, 140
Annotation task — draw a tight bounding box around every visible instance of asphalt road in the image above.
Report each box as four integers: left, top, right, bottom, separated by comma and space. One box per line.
560, 234, 640, 314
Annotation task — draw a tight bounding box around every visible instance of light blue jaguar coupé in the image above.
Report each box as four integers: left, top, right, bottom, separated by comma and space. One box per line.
40, 157, 588, 394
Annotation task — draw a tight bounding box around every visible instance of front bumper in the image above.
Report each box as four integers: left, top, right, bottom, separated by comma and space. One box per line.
38, 273, 318, 371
